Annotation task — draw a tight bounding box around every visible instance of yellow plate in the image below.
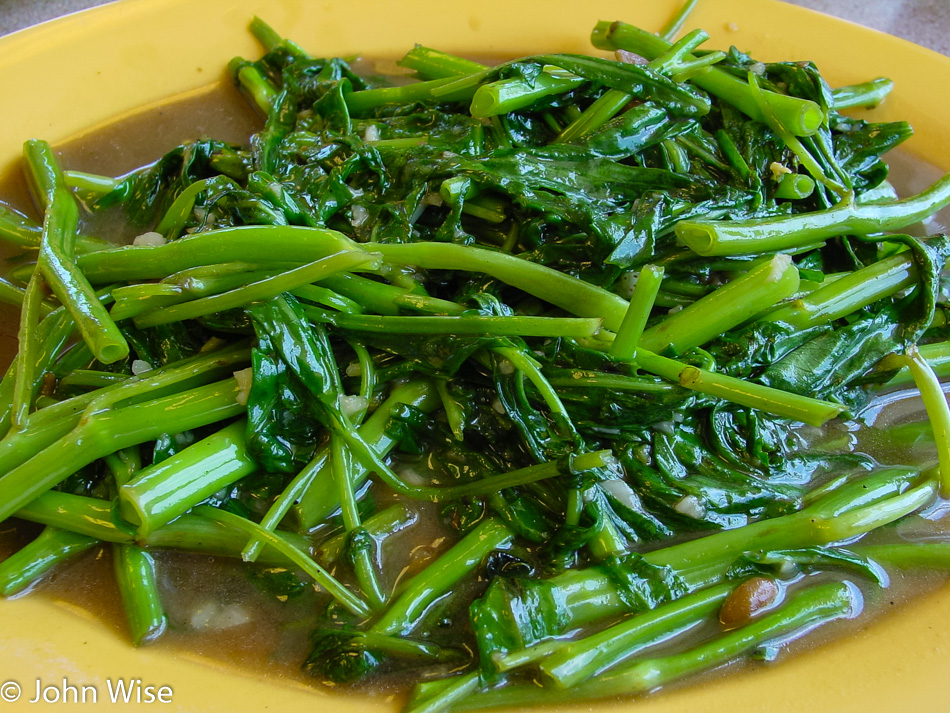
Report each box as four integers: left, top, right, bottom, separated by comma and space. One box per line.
1, 1, 950, 711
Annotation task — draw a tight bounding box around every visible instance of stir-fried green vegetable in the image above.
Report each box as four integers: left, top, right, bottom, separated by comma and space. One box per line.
2, 7, 950, 710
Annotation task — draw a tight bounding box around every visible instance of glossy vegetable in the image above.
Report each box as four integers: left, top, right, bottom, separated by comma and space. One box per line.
1, 7, 949, 712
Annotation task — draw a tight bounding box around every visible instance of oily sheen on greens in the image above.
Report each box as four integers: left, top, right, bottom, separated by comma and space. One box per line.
1, 10, 950, 713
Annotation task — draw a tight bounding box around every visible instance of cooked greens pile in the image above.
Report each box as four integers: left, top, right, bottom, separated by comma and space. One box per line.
3, 9, 950, 710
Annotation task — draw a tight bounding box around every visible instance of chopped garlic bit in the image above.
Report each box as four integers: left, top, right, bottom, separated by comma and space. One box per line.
351, 204, 369, 227
233, 367, 254, 405
615, 49, 648, 65
497, 359, 515, 375
345, 361, 363, 377
769, 162, 793, 181
199, 336, 228, 353
616, 270, 640, 299
601, 479, 643, 510
339, 394, 369, 418
397, 465, 429, 486
130, 359, 152, 375
674, 494, 706, 519
364, 124, 380, 142
189, 601, 252, 630
132, 231, 166, 247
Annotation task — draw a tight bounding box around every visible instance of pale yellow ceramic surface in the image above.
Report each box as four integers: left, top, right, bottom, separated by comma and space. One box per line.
1, 1, 949, 711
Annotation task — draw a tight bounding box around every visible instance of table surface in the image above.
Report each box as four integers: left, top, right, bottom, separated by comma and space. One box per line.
1, 0, 949, 56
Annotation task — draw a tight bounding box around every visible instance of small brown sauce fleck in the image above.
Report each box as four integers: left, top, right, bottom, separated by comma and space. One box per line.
719, 577, 780, 629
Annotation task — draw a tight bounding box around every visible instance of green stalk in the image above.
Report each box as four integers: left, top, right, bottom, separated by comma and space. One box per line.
0, 527, 98, 596
0, 286, 113, 439
397, 46, 487, 79
305, 309, 603, 338
240, 449, 332, 563
113, 544, 166, 645
293, 379, 440, 529
104, 446, 142, 487
315, 504, 418, 566
145, 515, 308, 563
406, 672, 481, 713
105, 439, 165, 647
345, 74, 485, 114
576, 581, 854, 698
882, 341, 950, 387
675, 173, 950, 256
392, 291, 466, 315
639, 254, 799, 355
0, 203, 42, 248
764, 252, 916, 328
374, 242, 630, 330
651, 477, 933, 581
0, 391, 95, 475
831, 78, 894, 110
330, 435, 387, 610
23, 140, 128, 364
193, 505, 370, 617
470, 66, 585, 118
0, 277, 47, 313
492, 345, 574, 428
59, 370, 128, 390
154, 175, 239, 239
660, 0, 700, 39
76, 225, 360, 283
119, 420, 258, 536
775, 172, 816, 200
109, 284, 185, 322
544, 369, 677, 394
12, 489, 305, 562
609, 264, 663, 360
0, 202, 111, 254
436, 378, 466, 441
536, 582, 735, 687
853, 542, 950, 569
62, 169, 119, 198
11, 274, 46, 429
293, 284, 365, 314
228, 58, 278, 114
14, 491, 133, 542
896, 346, 950, 496
134, 251, 379, 328
248, 16, 309, 58
347, 339, 376, 425
554, 89, 631, 143
371, 518, 513, 636
320, 273, 416, 316
0, 343, 248, 477
633, 347, 846, 426
591, 21, 823, 136
0, 378, 245, 524
347, 442, 612, 504
111, 264, 289, 322
746, 72, 845, 196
